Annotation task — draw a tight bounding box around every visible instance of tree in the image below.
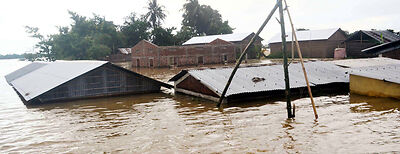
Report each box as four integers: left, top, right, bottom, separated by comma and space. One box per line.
175, 26, 197, 45
144, 0, 166, 28
25, 26, 55, 61
120, 13, 151, 47
182, 0, 233, 35
152, 27, 176, 46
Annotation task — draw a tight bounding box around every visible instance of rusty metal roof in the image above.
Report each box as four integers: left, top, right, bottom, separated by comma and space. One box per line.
330, 57, 400, 68
362, 40, 400, 55
346, 30, 400, 43
170, 61, 348, 97
350, 64, 400, 84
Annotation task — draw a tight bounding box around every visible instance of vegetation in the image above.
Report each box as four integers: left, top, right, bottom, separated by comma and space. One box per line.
0, 54, 24, 59
26, 0, 234, 61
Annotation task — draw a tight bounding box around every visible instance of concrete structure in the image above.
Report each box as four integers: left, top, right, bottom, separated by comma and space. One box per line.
350, 64, 400, 99
131, 40, 237, 67
344, 30, 400, 58
268, 28, 347, 58
362, 39, 400, 60
5, 60, 171, 105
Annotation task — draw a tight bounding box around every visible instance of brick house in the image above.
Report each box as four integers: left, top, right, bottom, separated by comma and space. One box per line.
183, 32, 264, 59
131, 40, 237, 67
268, 28, 347, 58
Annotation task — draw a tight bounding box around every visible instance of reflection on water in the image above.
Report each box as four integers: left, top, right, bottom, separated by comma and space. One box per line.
0, 59, 399, 153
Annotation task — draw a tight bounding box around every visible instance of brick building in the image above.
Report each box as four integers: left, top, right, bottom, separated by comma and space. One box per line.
131, 40, 237, 67
268, 28, 347, 58
183, 32, 263, 59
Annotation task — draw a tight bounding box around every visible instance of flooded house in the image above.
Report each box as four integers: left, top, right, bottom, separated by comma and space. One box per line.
131, 40, 238, 67
349, 64, 400, 99
107, 48, 132, 63
268, 28, 347, 58
344, 30, 400, 58
362, 39, 400, 60
169, 61, 349, 103
5, 60, 171, 105
183, 32, 264, 59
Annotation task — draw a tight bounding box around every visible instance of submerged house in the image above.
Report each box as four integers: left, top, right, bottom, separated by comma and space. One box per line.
169, 61, 348, 102
5, 60, 171, 105
362, 39, 400, 60
268, 28, 347, 58
344, 30, 400, 58
349, 64, 400, 99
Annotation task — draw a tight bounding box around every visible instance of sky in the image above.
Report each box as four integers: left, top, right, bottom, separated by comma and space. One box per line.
1, 0, 399, 55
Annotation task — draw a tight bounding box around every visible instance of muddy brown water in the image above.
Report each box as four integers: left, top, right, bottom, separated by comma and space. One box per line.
0, 59, 399, 153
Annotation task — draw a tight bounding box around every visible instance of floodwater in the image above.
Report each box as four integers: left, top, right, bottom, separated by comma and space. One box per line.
0, 59, 399, 153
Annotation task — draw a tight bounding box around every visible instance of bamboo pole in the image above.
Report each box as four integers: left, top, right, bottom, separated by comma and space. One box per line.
216, 0, 282, 107
279, 0, 294, 118
284, 0, 318, 119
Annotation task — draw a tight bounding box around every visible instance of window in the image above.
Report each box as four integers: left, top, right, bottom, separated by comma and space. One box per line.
223, 54, 228, 62
149, 59, 154, 67
136, 59, 140, 67
198, 56, 204, 64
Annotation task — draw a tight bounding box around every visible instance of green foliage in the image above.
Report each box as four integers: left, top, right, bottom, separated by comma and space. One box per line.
144, 0, 166, 28
152, 27, 176, 46
25, 26, 55, 61
175, 26, 197, 45
120, 13, 151, 47
0, 54, 24, 59
182, 0, 233, 35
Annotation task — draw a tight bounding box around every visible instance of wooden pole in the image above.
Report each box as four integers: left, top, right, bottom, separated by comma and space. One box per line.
284, 0, 318, 119
279, 0, 294, 118
217, 0, 282, 107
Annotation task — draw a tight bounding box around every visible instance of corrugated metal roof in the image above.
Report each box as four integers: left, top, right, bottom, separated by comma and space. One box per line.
118, 48, 132, 54
182, 32, 253, 45
5, 60, 108, 101
330, 57, 400, 68
362, 39, 400, 55
268, 28, 340, 44
362, 30, 400, 43
350, 64, 400, 84
173, 61, 348, 97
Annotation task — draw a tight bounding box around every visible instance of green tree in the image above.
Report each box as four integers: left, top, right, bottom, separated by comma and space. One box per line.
144, 0, 166, 28
175, 26, 197, 45
120, 13, 151, 47
152, 27, 176, 46
25, 26, 55, 61
182, 0, 233, 35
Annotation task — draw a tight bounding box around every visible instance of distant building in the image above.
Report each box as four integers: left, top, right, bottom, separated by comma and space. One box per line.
344, 30, 400, 58
183, 32, 264, 59
107, 48, 132, 63
5, 61, 171, 105
268, 28, 347, 58
362, 39, 400, 60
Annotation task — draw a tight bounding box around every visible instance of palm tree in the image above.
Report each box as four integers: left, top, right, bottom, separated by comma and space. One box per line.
144, 0, 166, 28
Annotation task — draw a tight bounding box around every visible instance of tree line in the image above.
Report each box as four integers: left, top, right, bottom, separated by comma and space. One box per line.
27, 0, 234, 61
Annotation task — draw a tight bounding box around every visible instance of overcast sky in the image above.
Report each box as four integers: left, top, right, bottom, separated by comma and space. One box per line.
1, 0, 399, 54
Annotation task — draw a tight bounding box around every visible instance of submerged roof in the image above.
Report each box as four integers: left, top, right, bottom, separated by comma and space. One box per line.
330, 57, 400, 68
5, 61, 108, 101
268, 28, 341, 44
362, 39, 400, 55
350, 64, 400, 84
182, 32, 254, 45
170, 61, 348, 97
